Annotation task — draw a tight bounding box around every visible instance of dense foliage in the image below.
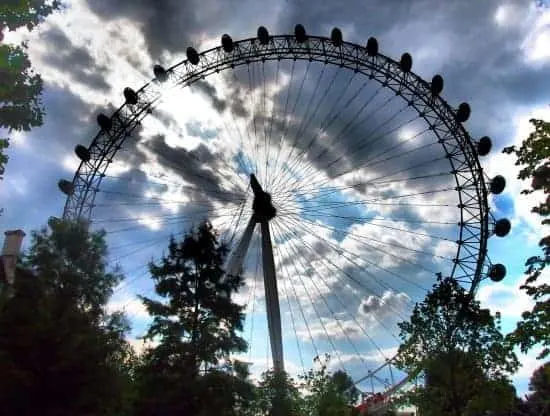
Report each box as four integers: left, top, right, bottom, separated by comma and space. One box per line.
396, 274, 519, 415
523, 361, 550, 415
504, 118, 550, 359
3, 218, 547, 415
0, 219, 133, 415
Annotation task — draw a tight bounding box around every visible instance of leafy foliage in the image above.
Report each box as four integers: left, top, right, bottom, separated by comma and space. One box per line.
403, 351, 517, 416
504, 118, 550, 359
523, 362, 550, 415
24, 217, 123, 319
134, 221, 249, 415
396, 275, 518, 415
0, 1, 62, 177
251, 369, 304, 416
299, 355, 359, 416
0, 218, 133, 415
1, 1, 62, 32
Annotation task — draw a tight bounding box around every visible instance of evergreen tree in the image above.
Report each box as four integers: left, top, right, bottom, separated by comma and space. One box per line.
135, 221, 248, 415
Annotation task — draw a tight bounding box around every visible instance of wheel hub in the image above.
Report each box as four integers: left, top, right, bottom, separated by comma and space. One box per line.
250, 174, 276, 222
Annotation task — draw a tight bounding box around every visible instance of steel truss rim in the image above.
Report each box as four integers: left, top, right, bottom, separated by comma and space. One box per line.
61, 31, 492, 397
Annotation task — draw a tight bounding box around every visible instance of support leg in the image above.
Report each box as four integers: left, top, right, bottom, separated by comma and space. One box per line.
260, 221, 284, 373
226, 217, 257, 278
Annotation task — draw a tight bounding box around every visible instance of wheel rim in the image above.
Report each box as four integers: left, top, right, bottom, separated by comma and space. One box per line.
58, 28, 509, 399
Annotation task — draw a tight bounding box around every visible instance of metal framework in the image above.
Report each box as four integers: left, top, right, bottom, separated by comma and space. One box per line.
61, 30, 500, 401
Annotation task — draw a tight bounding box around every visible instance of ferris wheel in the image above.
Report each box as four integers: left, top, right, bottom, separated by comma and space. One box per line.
58, 25, 511, 400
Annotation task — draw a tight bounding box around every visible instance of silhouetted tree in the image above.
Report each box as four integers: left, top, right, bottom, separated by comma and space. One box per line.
0, 218, 133, 415
25, 217, 122, 320
134, 221, 248, 415
251, 369, 304, 416
298, 355, 359, 416
523, 362, 550, 415
504, 118, 550, 360
396, 275, 519, 416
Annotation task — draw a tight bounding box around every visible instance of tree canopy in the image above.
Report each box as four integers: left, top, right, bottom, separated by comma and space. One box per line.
523, 361, 550, 415
0, 218, 133, 415
504, 117, 550, 360
299, 356, 360, 416
396, 274, 519, 416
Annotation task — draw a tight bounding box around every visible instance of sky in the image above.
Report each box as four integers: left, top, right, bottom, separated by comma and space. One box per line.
1, 0, 550, 397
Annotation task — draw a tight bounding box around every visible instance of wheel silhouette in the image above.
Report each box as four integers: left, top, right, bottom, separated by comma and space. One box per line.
58, 25, 510, 401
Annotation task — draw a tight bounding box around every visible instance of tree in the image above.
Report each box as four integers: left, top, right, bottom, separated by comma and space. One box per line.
0, 218, 133, 415
396, 275, 519, 416
251, 369, 304, 416
0, 1, 62, 177
523, 362, 550, 415
299, 355, 359, 416
134, 221, 248, 415
330, 370, 360, 406
25, 217, 123, 320
504, 118, 550, 359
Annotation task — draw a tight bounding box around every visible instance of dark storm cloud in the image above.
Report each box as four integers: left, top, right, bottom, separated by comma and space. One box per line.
144, 134, 245, 203
83, 0, 283, 60
193, 80, 227, 113
279, 0, 549, 146
41, 27, 111, 92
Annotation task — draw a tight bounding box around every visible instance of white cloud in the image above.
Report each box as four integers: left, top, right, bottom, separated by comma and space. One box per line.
477, 278, 533, 319
107, 296, 150, 319
521, 4, 550, 64
485, 104, 550, 240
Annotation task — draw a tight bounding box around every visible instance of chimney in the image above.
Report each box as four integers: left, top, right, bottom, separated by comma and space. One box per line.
1, 229, 26, 285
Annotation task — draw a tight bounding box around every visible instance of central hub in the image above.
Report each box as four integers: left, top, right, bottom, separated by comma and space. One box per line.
250, 174, 276, 222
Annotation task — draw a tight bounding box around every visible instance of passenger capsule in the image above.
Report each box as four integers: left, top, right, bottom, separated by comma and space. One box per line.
490, 175, 506, 194
258, 26, 270, 44
295, 24, 307, 43
489, 264, 506, 282
97, 114, 112, 131
123, 87, 138, 105
366, 37, 378, 56
477, 136, 492, 156
494, 218, 511, 237
331, 27, 343, 47
456, 102, 471, 123
222, 34, 234, 53
430, 75, 444, 95
187, 47, 200, 65
75, 145, 90, 162
400, 53, 412, 72
153, 65, 168, 82
58, 179, 74, 195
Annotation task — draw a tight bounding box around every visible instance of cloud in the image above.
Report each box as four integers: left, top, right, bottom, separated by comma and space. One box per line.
40, 26, 111, 92
3, 0, 550, 397
107, 296, 150, 320
83, 0, 286, 59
